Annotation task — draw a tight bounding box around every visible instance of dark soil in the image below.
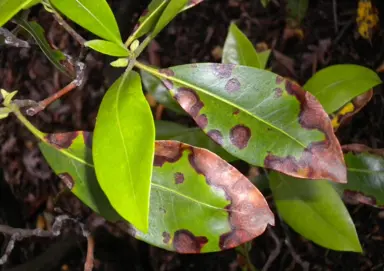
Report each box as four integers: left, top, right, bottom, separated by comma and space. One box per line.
1, 0, 384, 270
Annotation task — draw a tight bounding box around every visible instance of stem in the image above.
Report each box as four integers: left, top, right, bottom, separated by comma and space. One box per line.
135, 60, 161, 76
11, 105, 46, 140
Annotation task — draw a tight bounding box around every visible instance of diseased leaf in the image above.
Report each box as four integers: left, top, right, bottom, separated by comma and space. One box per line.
338, 144, 384, 208
50, 0, 122, 44
269, 171, 362, 252
303, 64, 382, 113
152, 0, 189, 37
13, 17, 73, 78
85, 39, 129, 57
93, 71, 155, 233
144, 63, 346, 183
330, 90, 373, 131
0, 0, 35, 28
129, 0, 169, 42
356, 0, 379, 41
127, 140, 274, 253
38, 131, 122, 222
222, 23, 262, 68
155, 120, 236, 161
141, 69, 185, 114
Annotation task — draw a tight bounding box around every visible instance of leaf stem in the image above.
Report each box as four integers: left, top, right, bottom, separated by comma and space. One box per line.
10, 105, 46, 141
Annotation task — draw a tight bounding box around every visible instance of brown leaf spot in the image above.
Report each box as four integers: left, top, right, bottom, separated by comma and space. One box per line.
263, 79, 347, 183
230, 125, 251, 149
196, 114, 208, 129
343, 190, 377, 207
174, 88, 204, 118
187, 147, 274, 251
154, 141, 184, 166
159, 68, 174, 77
211, 63, 235, 79
45, 132, 79, 149
233, 109, 240, 115
58, 173, 74, 190
276, 76, 284, 84
207, 130, 224, 146
173, 230, 208, 253
225, 78, 241, 93
162, 232, 171, 244
162, 79, 173, 90
274, 88, 283, 98
174, 172, 185, 184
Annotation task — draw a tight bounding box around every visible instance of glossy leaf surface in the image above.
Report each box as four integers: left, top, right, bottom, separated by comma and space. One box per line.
50, 0, 122, 44
269, 171, 362, 252
330, 90, 373, 131
85, 39, 129, 57
152, 0, 189, 37
14, 17, 73, 78
340, 144, 384, 207
155, 120, 235, 161
141, 69, 185, 114
222, 23, 262, 68
93, 71, 155, 233
145, 63, 346, 183
128, 140, 274, 253
38, 131, 121, 222
303, 64, 381, 113
0, 0, 34, 27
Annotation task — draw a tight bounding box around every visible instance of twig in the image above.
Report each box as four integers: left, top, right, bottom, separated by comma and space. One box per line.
262, 227, 282, 271
25, 61, 86, 116
332, 0, 338, 34
84, 235, 95, 271
0, 215, 92, 270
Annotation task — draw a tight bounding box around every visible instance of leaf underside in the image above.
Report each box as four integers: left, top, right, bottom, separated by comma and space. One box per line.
158, 63, 346, 183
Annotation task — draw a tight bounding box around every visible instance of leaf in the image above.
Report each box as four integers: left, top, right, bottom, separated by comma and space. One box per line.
144, 63, 346, 183
93, 71, 155, 233
356, 0, 379, 41
182, 0, 204, 11
286, 0, 308, 26
269, 171, 362, 252
85, 39, 129, 57
129, 0, 169, 42
303, 64, 382, 113
13, 17, 74, 78
38, 131, 122, 222
330, 90, 373, 131
155, 120, 236, 161
338, 144, 384, 208
261, 0, 271, 8
0, 107, 11, 119
152, 0, 189, 37
222, 23, 262, 68
141, 69, 185, 114
258, 50, 271, 70
50, 0, 122, 44
128, 140, 274, 253
0, 0, 35, 28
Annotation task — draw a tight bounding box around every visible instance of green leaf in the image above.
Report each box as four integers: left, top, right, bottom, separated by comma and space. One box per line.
93, 71, 155, 233
141, 69, 185, 114
0, 0, 35, 28
85, 39, 129, 57
110, 58, 128, 68
261, 0, 271, 8
130, 140, 274, 253
155, 120, 236, 161
129, 0, 169, 42
222, 23, 262, 68
303, 64, 381, 113
269, 171, 362, 252
0, 107, 11, 119
338, 144, 384, 207
50, 0, 122, 44
258, 50, 271, 70
181, 0, 204, 11
152, 0, 189, 37
13, 17, 73, 78
286, 0, 309, 25
38, 131, 122, 222
142, 63, 346, 183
